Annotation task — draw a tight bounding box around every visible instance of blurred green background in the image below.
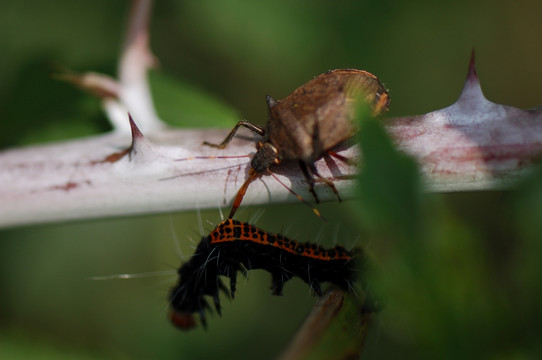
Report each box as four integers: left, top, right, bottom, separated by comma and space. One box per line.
1, 0, 542, 359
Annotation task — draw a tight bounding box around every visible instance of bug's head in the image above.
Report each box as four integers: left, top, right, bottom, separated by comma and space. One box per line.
250, 142, 279, 173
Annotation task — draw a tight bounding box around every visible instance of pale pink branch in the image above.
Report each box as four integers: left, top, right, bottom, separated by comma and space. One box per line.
386, 51, 542, 191
0, 119, 355, 228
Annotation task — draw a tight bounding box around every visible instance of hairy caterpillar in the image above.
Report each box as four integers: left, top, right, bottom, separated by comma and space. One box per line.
168, 219, 361, 330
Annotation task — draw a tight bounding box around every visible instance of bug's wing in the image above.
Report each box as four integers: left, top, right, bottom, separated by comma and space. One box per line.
312, 70, 390, 151
267, 70, 389, 163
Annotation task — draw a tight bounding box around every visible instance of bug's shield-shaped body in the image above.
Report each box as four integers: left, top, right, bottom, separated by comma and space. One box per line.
266, 69, 389, 164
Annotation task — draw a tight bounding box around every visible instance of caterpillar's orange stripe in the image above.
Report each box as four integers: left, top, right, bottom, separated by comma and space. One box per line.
210, 219, 352, 261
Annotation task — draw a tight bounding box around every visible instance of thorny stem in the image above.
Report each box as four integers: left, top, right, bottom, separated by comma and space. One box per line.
1, 5, 542, 228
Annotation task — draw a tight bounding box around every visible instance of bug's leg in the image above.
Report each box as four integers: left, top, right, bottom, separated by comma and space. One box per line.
326, 150, 357, 166
309, 163, 343, 203
299, 161, 320, 203
203, 121, 266, 149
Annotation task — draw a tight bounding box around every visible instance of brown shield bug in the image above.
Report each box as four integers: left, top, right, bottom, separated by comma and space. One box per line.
205, 69, 390, 219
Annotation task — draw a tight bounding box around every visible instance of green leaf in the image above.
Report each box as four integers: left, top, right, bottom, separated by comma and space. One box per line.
149, 70, 241, 128
354, 108, 421, 241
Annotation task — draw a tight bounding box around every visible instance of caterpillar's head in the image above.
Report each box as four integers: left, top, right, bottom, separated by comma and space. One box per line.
169, 311, 196, 330
168, 234, 228, 330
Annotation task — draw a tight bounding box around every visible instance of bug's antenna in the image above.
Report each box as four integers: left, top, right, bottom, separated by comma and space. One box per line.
175, 155, 251, 162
